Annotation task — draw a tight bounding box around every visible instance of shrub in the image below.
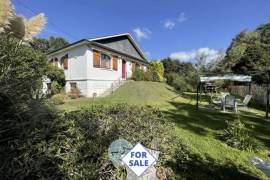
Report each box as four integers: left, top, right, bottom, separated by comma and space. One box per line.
48, 94, 67, 105
220, 116, 262, 152
46, 64, 66, 87
166, 73, 192, 92
51, 81, 62, 95
148, 61, 164, 82
0, 104, 174, 179
132, 68, 144, 81
166, 72, 178, 85
143, 70, 153, 81
0, 36, 49, 100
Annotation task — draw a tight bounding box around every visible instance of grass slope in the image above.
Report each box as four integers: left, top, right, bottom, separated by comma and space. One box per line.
58, 81, 270, 179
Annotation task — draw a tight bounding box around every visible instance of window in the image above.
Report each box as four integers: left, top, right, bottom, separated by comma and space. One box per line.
54, 58, 58, 66
61, 54, 68, 70
100, 53, 111, 69
70, 82, 77, 90
47, 83, 51, 90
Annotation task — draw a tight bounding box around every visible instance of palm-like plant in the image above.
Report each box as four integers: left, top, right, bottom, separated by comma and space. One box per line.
0, 0, 14, 33
24, 13, 46, 41
0, 0, 46, 42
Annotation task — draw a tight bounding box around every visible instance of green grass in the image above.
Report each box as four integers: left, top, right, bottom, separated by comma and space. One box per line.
57, 81, 270, 179
58, 81, 178, 111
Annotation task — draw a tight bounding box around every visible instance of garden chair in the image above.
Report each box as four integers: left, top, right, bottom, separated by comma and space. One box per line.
237, 95, 252, 109
211, 93, 229, 110
223, 95, 237, 113
211, 95, 223, 109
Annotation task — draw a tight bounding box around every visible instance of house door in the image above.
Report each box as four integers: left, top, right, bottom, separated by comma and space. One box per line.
122, 60, 126, 79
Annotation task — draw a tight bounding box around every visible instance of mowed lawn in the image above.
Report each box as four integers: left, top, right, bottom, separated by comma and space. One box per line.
57, 81, 270, 179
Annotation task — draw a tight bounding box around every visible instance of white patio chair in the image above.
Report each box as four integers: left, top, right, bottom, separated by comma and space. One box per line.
211, 93, 229, 109
223, 95, 237, 112
237, 95, 252, 109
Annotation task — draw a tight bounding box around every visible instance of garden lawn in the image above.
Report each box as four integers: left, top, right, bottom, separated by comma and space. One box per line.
57, 81, 270, 179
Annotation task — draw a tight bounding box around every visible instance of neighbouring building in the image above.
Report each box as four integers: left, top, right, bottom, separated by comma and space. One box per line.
43, 33, 149, 97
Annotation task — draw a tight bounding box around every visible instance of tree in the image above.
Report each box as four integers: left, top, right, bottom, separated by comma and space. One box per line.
31, 36, 69, 53
231, 44, 269, 84
220, 31, 259, 72
256, 23, 270, 44
161, 58, 197, 91
218, 23, 270, 84
48, 36, 69, 51
148, 60, 164, 82
31, 37, 50, 53
0, 36, 49, 100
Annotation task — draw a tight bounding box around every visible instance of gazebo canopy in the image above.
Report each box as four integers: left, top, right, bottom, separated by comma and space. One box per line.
200, 75, 252, 83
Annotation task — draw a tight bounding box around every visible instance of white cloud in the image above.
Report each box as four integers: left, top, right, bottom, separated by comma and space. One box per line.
164, 20, 176, 29
163, 12, 187, 30
178, 12, 187, 23
132, 27, 151, 41
170, 48, 220, 63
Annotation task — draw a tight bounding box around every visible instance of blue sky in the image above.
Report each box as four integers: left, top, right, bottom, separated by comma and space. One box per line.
13, 0, 270, 60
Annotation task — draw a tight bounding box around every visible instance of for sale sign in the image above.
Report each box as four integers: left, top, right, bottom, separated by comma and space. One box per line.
122, 143, 156, 177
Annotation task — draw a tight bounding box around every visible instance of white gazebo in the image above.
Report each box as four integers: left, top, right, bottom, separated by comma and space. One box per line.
196, 74, 252, 109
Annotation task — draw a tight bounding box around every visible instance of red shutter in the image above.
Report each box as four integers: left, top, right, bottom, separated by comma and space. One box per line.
93, 50, 100, 68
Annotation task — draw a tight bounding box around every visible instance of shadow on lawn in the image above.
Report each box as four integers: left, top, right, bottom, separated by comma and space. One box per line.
164, 92, 270, 146
168, 151, 260, 180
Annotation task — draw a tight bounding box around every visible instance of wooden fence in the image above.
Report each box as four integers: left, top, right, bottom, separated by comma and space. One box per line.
230, 84, 267, 105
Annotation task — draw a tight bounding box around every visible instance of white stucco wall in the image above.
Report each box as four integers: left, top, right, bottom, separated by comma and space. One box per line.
84, 47, 129, 96
45, 45, 146, 97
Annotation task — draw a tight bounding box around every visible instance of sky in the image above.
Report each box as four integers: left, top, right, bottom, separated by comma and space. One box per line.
12, 0, 270, 61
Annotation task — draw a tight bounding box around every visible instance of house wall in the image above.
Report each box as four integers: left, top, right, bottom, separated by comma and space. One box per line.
46, 45, 147, 97
47, 45, 89, 96
83, 47, 123, 96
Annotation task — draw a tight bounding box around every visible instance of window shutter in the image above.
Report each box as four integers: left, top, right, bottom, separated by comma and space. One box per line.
63, 55, 68, 70
112, 56, 118, 71
132, 62, 135, 71
93, 50, 100, 68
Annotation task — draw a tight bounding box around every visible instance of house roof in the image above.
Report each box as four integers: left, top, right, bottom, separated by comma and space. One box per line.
47, 33, 148, 63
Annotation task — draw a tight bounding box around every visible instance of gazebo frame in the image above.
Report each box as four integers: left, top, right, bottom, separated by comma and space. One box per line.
196, 72, 270, 118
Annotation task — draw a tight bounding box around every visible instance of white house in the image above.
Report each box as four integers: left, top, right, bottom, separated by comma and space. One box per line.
44, 33, 148, 97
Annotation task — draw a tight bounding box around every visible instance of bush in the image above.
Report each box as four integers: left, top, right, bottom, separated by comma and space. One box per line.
220, 116, 262, 152
132, 68, 144, 81
166, 73, 193, 92
51, 81, 63, 95
0, 104, 174, 179
49, 94, 67, 105
148, 61, 164, 82
143, 70, 153, 81
46, 64, 66, 87
0, 36, 49, 100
